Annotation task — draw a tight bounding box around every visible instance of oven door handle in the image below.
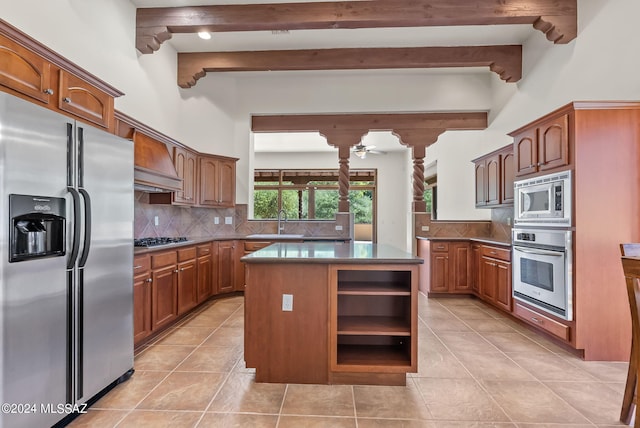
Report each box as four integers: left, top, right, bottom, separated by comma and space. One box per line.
513, 246, 564, 257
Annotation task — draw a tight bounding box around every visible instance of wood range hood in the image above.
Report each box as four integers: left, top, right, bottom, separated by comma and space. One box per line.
133, 130, 182, 193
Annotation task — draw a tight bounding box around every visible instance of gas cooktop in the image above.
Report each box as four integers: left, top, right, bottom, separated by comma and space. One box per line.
134, 237, 189, 248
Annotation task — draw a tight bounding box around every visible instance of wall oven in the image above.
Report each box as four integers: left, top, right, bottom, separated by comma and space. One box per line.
514, 170, 571, 228
512, 228, 573, 321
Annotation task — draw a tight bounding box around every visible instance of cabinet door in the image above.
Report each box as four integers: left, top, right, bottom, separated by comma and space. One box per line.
538, 114, 569, 172
218, 159, 236, 207
430, 252, 449, 293
471, 244, 481, 293
177, 259, 198, 315
485, 154, 500, 206
474, 160, 487, 207
133, 273, 152, 345
0, 34, 52, 104
197, 255, 213, 303
151, 265, 178, 330
217, 241, 236, 294
173, 147, 197, 205
58, 70, 113, 129
501, 151, 515, 204
198, 156, 219, 206
495, 260, 512, 312
514, 128, 538, 177
480, 258, 497, 302
234, 242, 246, 291
451, 243, 471, 292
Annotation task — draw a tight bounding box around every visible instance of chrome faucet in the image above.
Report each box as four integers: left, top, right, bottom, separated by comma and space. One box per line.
277, 209, 287, 235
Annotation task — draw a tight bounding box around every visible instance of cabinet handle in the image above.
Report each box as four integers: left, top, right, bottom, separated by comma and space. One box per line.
531, 317, 542, 324
180, 267, 186, 271
134, 265, 144, 269
490, 251, 497, 255
537, 162, 543, 166
146, 278, 152, 283
43, 88, 54, 95
63, 97, 71, 103
174, 269, 179, 273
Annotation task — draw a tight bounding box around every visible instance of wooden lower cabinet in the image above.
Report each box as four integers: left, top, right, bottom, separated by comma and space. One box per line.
177, 256, 198, 315
133, 255, 152, 344
479, 245, 512, 312
151, 263, 178, 330
196, 243, 214, 303
423, 241, 471, 294
471, 244, 481, 293
217, 241, 236, 294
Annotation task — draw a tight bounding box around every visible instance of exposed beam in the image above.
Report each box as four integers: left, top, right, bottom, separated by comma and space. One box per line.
178, 45, 521, 88
252, 112, 488, 133
136, 0, 577, 54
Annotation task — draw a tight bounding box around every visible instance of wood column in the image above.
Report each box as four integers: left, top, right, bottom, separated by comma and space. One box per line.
320, 129, 368, 212
393, 129, 445, 213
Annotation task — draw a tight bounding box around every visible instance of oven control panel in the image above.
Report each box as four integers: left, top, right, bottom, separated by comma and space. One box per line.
516, 232, 536, 242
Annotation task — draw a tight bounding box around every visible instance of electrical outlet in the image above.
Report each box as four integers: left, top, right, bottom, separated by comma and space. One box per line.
507, 217, 512, 226
154, 216, 159, 226
335, 225, 343, 231
225, 216, 233, 225
214, 217, 220, 225
421, 226, 430, 232
282, 294, 293, 311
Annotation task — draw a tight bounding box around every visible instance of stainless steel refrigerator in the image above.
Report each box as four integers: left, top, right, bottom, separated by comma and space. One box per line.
0, 92, 134, 428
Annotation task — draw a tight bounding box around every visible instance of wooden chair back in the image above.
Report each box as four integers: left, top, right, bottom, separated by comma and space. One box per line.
620, 244, 640, 426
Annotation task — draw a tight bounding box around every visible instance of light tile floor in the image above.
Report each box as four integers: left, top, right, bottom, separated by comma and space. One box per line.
68, 293, 630, 427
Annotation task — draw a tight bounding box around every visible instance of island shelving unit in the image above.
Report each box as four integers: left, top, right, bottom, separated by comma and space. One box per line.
241, 242, 422, 386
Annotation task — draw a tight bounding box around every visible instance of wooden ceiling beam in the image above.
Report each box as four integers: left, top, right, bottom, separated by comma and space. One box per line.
251, 111, 488, 133
136, 0, 577, 54
177, 45, 521, 88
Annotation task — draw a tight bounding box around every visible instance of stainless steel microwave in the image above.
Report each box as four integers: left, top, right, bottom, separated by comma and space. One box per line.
514, 170, 572, 228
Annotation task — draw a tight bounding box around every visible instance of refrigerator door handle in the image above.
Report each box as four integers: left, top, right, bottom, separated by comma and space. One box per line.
67, 187, 82, 270
78, 189, 91, 268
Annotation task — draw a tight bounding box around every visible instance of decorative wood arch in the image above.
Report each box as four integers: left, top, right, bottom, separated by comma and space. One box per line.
252, 111, 487, 212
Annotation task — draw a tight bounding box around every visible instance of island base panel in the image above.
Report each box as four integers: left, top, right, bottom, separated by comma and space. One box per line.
329, 371, 407, 386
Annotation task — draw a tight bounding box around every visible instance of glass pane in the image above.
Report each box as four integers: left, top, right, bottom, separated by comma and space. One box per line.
349, 190, 373, 224
253, 189, 279, 219
315, 189, 339, 219
424, 188, 433, 213
282, 189, 309, 220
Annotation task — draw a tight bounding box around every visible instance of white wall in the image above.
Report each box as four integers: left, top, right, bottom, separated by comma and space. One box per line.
254, 150, 409, 251
0, 0, 237, 156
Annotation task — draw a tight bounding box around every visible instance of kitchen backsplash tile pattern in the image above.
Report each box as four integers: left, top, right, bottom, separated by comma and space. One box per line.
135, 191, 352, 239
414, 207, 513, 242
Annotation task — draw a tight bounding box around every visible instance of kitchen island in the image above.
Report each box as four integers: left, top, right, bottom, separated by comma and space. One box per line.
241, 241, 423, 386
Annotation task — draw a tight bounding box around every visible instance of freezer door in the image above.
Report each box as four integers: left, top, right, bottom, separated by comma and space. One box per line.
0, 93, 70, 428
75, 124, 134, 402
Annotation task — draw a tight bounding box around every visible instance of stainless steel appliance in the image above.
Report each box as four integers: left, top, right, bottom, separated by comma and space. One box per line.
514, 170, 572, 228
512, 228, 573, 321
0, 92, 134, 428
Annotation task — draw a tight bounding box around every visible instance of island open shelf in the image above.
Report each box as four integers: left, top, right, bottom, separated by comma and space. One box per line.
242, 242, 421, 386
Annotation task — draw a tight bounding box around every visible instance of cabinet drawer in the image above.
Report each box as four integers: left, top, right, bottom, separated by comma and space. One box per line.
134, 254, 150, 273
151, 251, 177, 269
431, 242, 449, 252
197, 243, 212, 257
177, 246, 197, 262
245, 241, 272, 252
514, 302, 570, 341
481, 245, 511, 261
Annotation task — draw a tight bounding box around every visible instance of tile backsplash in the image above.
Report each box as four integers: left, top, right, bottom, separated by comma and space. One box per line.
134, 191, 353, 239
414, 205, 514, 242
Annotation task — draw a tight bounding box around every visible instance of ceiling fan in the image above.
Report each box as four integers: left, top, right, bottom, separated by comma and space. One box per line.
352, 144, 386, 159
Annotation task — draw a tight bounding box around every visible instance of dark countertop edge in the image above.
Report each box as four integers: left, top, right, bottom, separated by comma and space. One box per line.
416, 236, 511, 247
241, 257, 423, 264
134, 235, 351, 255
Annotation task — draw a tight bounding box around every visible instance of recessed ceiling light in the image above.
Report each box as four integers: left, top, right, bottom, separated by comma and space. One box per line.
198, 31, 211, 40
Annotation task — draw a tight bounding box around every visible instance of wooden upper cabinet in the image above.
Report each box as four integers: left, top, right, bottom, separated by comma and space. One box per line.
538, 114, 569, 172
501, 151, 515, 204
0, 23, 122, 132
173, 146, 197, 205
474, 160, 486, 207
472, 144, 513, 208
485, 154, 500, 206
0, 34, 52, 104
199, 155, 236, 207
512, 113, 570, 177
58, 70, 113, 129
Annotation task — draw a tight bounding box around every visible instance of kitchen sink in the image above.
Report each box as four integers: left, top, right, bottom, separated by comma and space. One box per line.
246, 234, 304, 239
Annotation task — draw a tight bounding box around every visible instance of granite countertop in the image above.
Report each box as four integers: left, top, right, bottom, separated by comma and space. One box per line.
241, 242, 424, 264
134, 234, 350, 255
416, 236, 511, 247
